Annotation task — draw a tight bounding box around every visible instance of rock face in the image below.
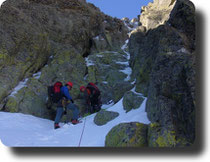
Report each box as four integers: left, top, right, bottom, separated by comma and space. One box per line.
140, 0, 176, 30
148, 122, 190, 147
105, 122, 148, 147
129, 0, 196, 146
94, 109, 119, 126
0, 0, 128, 119
85, 49, 134, 104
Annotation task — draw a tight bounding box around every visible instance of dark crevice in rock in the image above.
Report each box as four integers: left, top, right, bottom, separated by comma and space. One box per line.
82, 38, 93, 58
82, 51, 89, 58
0, 99, 7, 112
169, 0, 176, 7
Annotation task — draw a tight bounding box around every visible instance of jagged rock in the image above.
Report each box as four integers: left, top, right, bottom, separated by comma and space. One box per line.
123, 91, 144, 112
122, 17, 139, 32
121, 17, 130, 24
140, 0, 176, 30
94, 109, 119, 126
130, 18, 139, 28
105, 122, 148, 147
129, 0, 196, 146
168, 0, 196, 50
131, 18, 138, 24
91, 16, 128, 53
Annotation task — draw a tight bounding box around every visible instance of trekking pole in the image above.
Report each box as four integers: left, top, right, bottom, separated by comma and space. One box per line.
78, 117, 87, 147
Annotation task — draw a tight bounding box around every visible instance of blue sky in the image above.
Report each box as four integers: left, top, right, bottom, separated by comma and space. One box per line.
86, 0, 153, 19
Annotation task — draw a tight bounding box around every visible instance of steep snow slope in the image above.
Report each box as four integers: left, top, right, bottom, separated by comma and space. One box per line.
0, 94, 150, 147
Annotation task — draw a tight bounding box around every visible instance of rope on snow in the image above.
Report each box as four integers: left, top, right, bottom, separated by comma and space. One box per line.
78, 117, 87, 147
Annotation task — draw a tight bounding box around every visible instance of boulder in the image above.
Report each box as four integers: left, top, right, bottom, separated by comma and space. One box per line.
123, 91, 144, 112
105, 122, 148, 147
94, 109, 119, 126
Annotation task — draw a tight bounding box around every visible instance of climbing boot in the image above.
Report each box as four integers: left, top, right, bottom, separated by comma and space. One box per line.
54, 123, 60, 129
71, 119, 80, 125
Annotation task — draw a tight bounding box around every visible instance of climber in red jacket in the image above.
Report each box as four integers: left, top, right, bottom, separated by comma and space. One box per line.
80, 83, 102, 113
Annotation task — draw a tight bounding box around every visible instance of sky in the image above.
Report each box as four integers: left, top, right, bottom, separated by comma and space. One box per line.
86, 0, 153, 19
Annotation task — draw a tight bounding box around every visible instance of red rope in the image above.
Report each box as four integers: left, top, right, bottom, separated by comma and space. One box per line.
78, 117, 86, 147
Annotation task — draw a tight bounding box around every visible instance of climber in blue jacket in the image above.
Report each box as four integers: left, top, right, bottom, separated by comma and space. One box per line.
54, 82, 80, 129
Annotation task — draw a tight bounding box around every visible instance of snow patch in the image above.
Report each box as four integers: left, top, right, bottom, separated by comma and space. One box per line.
9, 78, 29, 97
116, 61, 129, 66
121, 40, 130, 60
102, 81, 108, 84
121, 39, 129, 50
177, 47, 190, 54
33, 72, 42, 79
130, 87, 144, 97
85, 57, 95, 66
120, 67, 132, 81
93, 36, 100, 40
131, 79, 136, 85
101, 101, 114, 109
93, 35, 105, 41
84, 74, 88, 80
103, 51, 119, 55
118, 39, 132, 81
96, 54, 103, 58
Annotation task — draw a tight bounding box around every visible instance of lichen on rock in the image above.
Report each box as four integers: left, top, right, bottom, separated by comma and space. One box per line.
129, 0, 196, 146
105, 122, 148, 147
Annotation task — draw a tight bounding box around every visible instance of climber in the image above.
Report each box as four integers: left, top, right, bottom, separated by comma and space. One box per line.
80, 82, 102, 114
53, 81, 80, 129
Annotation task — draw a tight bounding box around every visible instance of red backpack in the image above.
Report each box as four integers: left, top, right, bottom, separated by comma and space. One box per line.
86, 82, 100, 97
48, 81, 63, 103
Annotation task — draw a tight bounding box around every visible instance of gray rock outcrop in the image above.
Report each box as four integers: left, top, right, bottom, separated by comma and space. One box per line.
140, 0, 176, 30
129, 0, 196, 146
